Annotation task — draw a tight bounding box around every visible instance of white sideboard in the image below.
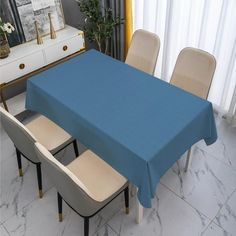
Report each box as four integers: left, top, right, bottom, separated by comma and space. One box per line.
0, 25, 85, 115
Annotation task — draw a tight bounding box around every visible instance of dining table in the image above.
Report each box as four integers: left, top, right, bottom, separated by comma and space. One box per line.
26, 49, 217, 222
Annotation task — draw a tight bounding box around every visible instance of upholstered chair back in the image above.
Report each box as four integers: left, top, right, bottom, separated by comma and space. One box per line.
0, 107, 39, 163
125, 29, 160, 75
34, 142, 104, 216
170, 47, 216, 99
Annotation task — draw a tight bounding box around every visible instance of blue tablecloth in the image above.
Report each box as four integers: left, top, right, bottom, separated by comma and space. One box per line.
26, 49, 217, 207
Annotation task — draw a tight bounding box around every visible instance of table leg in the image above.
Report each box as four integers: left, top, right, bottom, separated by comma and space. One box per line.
135, 187, 143, 224
184, 147, 192, 172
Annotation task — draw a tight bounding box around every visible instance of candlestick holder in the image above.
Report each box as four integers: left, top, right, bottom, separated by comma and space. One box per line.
34, 21, 43, 44
48, 13, 56, 39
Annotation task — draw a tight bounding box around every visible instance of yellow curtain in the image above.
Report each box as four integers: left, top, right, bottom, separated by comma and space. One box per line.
124, 0, 133, 57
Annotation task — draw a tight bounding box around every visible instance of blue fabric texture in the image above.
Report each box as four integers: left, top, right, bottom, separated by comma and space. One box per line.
26, 49, 217, 207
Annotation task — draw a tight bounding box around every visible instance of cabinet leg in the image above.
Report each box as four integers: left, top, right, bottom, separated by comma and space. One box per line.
0, 86, 8, 111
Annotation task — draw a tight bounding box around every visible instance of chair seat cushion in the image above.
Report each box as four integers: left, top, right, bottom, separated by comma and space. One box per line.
67, 150, 127, 202
25, 115, 72, 153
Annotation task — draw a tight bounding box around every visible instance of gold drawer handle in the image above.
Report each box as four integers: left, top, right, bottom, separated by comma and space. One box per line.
63, 45, 68, 51
19, 63, 25, 70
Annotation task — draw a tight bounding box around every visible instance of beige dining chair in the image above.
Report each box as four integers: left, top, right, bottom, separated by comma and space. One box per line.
125, 29, 161, 75
0, 107, 79, 198
34, 142, 129, 236
170, 47, 216, 171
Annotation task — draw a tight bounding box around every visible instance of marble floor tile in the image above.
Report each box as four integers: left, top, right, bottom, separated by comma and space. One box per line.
214, 189, 236, 235
0, 224, 10, 236
196, 117, 236, 170
108, 184, 210, 236
0, 113, 36, 164
0, 128, 16, 164
99, 192, 128, 222
1, 112, 236, 235
0, 152, 53, 223
3, 188, 101, 236
160, 147, 236, 219
0, 121, 80, 224
95, 224, 118, 236
202, 222, 232, 236
3, 187, 127, 236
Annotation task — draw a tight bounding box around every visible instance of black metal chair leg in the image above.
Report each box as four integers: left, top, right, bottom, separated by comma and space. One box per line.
124, 186, 129, 214
72, 140, 79, 157
16, 148, 23, 177
57, 192, 63, 222
84, 217, 89, 236
36, 163, 43, 198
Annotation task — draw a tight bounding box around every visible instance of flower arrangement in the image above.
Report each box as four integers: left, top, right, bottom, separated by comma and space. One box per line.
0, 17, 15, 58
0, 18, 15, 35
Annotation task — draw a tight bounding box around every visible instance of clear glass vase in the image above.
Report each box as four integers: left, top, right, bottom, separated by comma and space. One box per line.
0, 33, 10, 59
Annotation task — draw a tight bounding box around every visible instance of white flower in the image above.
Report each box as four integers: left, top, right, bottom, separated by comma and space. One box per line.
3, 23, 15, 34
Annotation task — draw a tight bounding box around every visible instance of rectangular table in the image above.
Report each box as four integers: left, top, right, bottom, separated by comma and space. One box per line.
26, 49, 217, 212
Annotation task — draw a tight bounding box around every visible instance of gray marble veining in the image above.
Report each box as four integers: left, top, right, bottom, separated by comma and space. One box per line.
1, 114, 236, 235
214, 189, 236, 235
0, 224, 10, 236
202, 222, 233, 236
94, 224, 118, 236
0, 151, 53, 223
108, 184, 210, 236
3, 187, 123, 236
160, 147, 236, 219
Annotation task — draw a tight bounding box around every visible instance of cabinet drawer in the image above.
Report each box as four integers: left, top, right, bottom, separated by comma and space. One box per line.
0, 51, 45, 83
45, 35, 84, 64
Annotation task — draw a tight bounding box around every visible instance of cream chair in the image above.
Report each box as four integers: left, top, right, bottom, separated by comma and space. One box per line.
0, 107, 79, 198
170, 47, 216, 171
34, 142, 129, 236
125, 29, 160, 75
